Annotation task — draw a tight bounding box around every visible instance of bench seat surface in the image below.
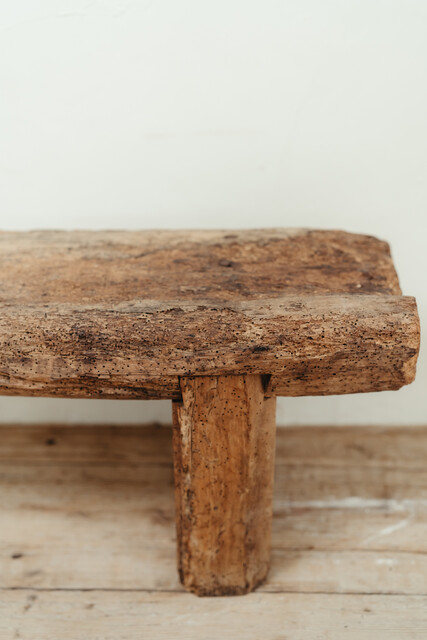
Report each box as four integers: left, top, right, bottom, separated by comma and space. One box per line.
0, 229, 419, 399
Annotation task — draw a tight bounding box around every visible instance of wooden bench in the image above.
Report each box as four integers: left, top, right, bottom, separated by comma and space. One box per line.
0, 229, 420, 596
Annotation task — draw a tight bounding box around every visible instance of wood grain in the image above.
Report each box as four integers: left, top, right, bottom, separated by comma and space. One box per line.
1, 423, 427, 638
3, 591, 427, 640
0, 228, 402, 303
3, 423, 427, 593
172, 375, 276, 595
0, 229, 419, 399
0, 294, 419, 399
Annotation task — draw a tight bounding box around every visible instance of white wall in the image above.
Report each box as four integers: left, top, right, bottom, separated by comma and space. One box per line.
0, 0, 425, 425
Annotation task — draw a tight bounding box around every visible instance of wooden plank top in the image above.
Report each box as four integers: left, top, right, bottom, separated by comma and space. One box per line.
0, 229, 419, 399
0, 228, 401, 304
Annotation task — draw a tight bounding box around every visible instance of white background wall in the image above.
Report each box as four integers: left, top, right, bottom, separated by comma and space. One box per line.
0, 0, 425, 425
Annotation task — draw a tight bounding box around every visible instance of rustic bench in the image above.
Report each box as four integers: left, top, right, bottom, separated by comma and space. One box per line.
0, 229, 420, 596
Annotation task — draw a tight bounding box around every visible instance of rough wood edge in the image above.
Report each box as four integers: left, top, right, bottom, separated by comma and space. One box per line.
0, 294, 419, 399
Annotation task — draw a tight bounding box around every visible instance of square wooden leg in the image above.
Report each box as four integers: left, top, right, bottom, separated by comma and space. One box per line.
172, 374, 276, 596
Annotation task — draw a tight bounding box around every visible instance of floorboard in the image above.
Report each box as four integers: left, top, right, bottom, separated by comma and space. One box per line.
0, 423, 426, 638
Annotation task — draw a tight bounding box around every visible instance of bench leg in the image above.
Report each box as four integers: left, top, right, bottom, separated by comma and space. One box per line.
172, 374, 276, 596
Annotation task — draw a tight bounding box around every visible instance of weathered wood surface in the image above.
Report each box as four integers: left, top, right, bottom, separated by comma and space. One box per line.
3, 592, 427, 640
0, 229, 419, 399
2, 422, 427, 638
172, 375, 276, 595
2, 423, 427, 592
0, 294, 418, 399
0, 229, 403, 302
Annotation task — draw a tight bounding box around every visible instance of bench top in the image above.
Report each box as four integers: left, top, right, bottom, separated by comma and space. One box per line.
0, 229, 419, 399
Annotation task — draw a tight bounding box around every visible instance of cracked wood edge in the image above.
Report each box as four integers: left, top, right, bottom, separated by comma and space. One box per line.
0, 294, 419, 399
172, 375, 276, 596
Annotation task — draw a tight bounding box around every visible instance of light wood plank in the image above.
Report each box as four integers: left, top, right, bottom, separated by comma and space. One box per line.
1, 591, 427, 640
1, 423, 427, 468
274, 425, 427, 469
1, 424, 427, 596
3, 534, 427, 595
0, 423, 174, 464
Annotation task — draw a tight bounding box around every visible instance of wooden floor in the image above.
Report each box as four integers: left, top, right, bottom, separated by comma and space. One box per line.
1, 423, 427, 639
